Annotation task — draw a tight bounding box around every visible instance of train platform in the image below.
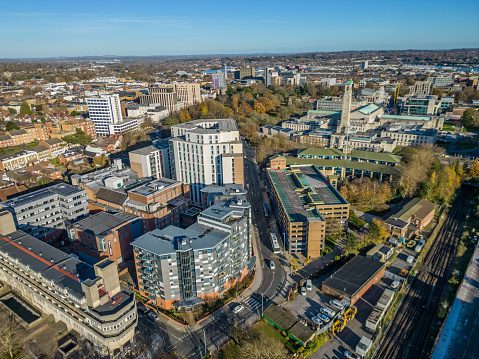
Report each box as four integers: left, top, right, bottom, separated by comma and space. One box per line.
432, 243, 479, 359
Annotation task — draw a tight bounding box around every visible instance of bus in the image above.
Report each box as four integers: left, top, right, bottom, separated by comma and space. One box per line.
271, 233, 281, 254
263, 203, 269, 218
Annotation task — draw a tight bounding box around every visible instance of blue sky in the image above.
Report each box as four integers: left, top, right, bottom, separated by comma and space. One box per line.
1, 0, 478, 58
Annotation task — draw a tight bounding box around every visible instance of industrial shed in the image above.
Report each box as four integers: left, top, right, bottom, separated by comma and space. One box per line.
322, 256, 385, 304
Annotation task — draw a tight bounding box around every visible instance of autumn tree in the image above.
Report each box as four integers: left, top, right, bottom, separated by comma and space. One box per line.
253, 102, 266, 114
179, 109, 191, 123
367, 218, 388, 245
470, 158, 479, 177
19, 101, 33, 115
198, 102, 208, 117
0, 315, 22, 359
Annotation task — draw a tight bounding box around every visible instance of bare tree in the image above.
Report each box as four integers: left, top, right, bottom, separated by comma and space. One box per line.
0, 315, 23, 359
237, 336, 288, 359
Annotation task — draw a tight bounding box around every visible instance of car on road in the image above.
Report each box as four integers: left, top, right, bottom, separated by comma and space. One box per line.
300, 286, 307, 296
391, 280, 400, 289
137, 305, 148, 314
270, 260, 275, 270
407, 240, 416, 248
148, 311, 159, 321
233, 304, 244, 314
344, 351, 360, 359
388, 238, 399, 247
255, 208, 258, 213
330, 299, 344, 310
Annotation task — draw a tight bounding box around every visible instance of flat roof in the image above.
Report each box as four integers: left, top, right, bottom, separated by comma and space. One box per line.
357, 104, 380, 115
285, 157, 401, 176
172, 119, 238, 132
381, 114, 432, 121
0, 231, 95, 299
268, 165, 347, 223
297, 148, 402, 164
129, 145, 158, 155
0, 183, 84, 208
323, 255, 385, 297
73, 212, 130, 235
263, 305, 315, 344
128, 178, 179, 197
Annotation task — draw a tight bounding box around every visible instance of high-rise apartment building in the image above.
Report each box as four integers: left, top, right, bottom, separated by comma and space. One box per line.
129, 146, 161, 179
212, 71, 227, 90
264, 68, 278, 87
132, 196, 251, 309
0, 183, 89, 244
87, 93, 138, 136
169, 119, 244, 207
139, 83, 201, 112
0, 232, 137, 356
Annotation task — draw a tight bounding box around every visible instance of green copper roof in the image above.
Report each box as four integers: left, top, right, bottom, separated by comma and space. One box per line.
345, 80, 354, 85
358, 104, 380, 115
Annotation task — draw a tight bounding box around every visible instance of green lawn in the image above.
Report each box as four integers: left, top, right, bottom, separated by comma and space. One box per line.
441, 124, 456, 131
254, 320, 297, 353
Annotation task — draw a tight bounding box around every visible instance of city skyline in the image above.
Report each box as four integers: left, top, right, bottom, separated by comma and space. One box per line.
1, 0, 478, 58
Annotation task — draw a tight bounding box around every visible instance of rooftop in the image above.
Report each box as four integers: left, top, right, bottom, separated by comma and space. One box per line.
0, 150, 37, 162
0, 230, 96, 299
297, 148, 402, 164
323, 255, 385, 297
267, 165, 347, 223
129, 145, 158, 155
392, 197, 435, 222
172, 118, 238, 132
73, 212, 132, 235
1, 183, 84, 208
357, 104, 380, 115
128, 178, 179, 197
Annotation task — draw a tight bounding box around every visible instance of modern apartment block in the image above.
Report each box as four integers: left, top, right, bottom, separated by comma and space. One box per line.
266, 164, 349, 257
212, 71, 227, 90
72, 166, 190, 233
132, 196, 252, 309
0, 231, 137, 356
427, 76, 453, 88
0, 183, 89, 244
169, 119, 244, 207
87, 93, 138, 136
129, 146, 161, 179
401, 95, 439, 115
408, 81, 434, 96
73, 211, 142, 265
139, 83, 201, 112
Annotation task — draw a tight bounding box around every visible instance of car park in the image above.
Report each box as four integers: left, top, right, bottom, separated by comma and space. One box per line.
391, 280, 400, 289
301, 286, 307, 296
148, 311, 159, 321
344, 351, 360, 359
270, 260, 275, 270
407, 240, 416, 248
233, 304, 245, 314
330, 299, 344, 310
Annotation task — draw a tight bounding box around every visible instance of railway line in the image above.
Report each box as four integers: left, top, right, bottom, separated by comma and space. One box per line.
374, 186, 472, 359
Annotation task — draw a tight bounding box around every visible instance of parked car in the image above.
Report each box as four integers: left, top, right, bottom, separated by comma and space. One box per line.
300, 286, 307, 296
407, 240, 416, 248
406, 255, 414, 264
330, 299, 344, 310
418, 239, 426, 246
270, 260, 275, 270
148, 311, 159, 321
388, 238, 399, 247
416, 234, 423, 241
319, 313, 331, 323
306, 279, 312, 291
311, 316, 322, 325
137, 305, 148, 314
415, 245, 423, 253
344, 351, 360, 359
320, 307, 336, 318
233, 304, 244, 314
391, 280, 400, 289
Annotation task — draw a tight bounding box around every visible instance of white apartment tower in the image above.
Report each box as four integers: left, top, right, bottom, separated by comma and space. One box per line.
87, 93, 122, 136
169, 119, 244, 207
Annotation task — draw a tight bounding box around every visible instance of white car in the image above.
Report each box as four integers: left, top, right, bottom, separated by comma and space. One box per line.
391, 280, 400, 289
300, 286, 307, 296
148, 311, 159, 321
330, 299, 344, 310
320, 307, 336, 318
270, 260, 275, 270
233, 304, 244, 314
345, 351, 360, 359
311, 316, 322, 325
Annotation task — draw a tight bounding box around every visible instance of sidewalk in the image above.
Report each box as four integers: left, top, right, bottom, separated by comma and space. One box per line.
137, 333, 163, 359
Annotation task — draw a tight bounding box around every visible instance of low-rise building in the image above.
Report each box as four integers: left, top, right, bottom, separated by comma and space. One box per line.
390, 197, 435, 231
380, 125, 437, 147
0, 150, 38, 171
0, 232, 137, 356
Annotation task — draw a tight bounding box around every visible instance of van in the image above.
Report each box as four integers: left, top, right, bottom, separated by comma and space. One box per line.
406, 255, 414, 264
306, 279, 312, 291
388, 238, 399, 247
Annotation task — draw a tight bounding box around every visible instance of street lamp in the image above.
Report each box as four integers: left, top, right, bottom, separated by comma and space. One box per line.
203, 328, 207, 357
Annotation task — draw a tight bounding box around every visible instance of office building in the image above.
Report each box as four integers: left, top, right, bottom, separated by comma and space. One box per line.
380, 125, 437, 146
0, 232, 137, 356
73, 211, 142, 265
212, 71, 227, 90
427, 76, 453, 87
409, 81, 433, 96
0, 183, 89, 244
234, 67, 255, 80
129, 146, 161, 179
132, 196, 252, 309
169, 119, 244, 207
401, 95, 439, 115
362, 60, 369, 70
86, 94, 138, 136
72, 166, 190, 233
139, 83, 201, 112
316, 97, 367, 111
264, 68, 278, 87
266, 164, 349, 257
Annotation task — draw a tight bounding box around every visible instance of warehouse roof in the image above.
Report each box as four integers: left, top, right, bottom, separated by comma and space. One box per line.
393, 198, 435, 222
323, 256, 385, 297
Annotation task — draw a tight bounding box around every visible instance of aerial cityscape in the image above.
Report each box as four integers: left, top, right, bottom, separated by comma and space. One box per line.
0, 1, 478, 359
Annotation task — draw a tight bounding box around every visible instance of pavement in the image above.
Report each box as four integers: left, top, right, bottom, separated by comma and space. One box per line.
136, 333, 163, 359
432, 242, 479, 359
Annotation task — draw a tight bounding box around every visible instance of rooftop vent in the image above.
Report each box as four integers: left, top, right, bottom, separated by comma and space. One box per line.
50, 258, 54, 263
28, 246, 31, 251
39, 252, 42, 257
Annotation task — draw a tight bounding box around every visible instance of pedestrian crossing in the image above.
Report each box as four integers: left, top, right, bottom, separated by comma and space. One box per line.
243, 296, 262, 310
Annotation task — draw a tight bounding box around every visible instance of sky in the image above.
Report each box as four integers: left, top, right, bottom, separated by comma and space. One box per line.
1, 0, 478, 59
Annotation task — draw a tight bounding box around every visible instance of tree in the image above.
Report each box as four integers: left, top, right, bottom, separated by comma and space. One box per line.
7, 108, 16, 114
93, 154, 109, 168
70, 110, 78, 117
0, 315, 22, 359
344, 232, 359, 256
460, 108, 479, 128
19, 101, 33, 115
5, 121, 20, 131
237, 335, 288, 359
62, 128, 93, 147
179, 109, 191, 123
254, 102, 266, 114
470, 158, 479, 177
226, 86, 237, 96
368, 218, 388, 244
198, 102, 208, 117
163, 117, 177, 128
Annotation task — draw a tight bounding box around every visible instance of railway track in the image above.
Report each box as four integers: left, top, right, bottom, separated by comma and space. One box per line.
374, 187, 472, 359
